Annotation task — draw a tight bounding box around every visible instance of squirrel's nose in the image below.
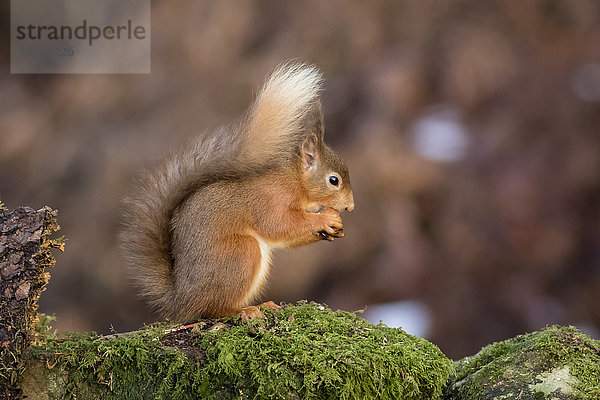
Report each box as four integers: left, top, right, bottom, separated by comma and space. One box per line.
345, 194, 355, 212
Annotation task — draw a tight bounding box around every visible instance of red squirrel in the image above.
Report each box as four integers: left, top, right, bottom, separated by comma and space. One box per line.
121, 62, 354, 322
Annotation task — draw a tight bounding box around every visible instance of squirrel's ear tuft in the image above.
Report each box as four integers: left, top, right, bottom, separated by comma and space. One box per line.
301, 133, 320, 171
302, 101, 324, 142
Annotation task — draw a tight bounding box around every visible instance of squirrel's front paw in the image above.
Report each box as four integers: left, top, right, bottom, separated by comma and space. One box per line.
315, 208, 344, 241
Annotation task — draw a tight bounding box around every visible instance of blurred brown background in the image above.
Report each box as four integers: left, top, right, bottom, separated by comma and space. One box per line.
1, 0, 600, 359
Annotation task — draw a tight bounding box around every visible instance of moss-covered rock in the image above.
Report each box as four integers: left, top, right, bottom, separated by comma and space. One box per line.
443, 325, 600, 399
23, 302, 452, 400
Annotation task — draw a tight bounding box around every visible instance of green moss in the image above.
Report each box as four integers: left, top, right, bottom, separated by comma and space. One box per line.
444, 325, 600, 399
25, 302, 451, 400
33, 314, 57, 341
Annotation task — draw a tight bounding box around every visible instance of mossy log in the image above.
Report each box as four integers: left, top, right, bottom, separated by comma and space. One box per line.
443, 325, 600, 399
5, 204, 600, 399
21, 303, 452, 400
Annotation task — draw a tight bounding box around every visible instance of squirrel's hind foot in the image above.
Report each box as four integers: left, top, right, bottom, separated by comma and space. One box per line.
240, 301, 281, 322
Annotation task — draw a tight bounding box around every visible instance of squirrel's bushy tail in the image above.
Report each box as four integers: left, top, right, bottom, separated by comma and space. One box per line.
120, 62, 323, 318
241, 62, 323, 164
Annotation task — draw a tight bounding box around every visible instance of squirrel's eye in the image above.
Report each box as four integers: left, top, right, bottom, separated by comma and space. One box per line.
328, 175, 339, 186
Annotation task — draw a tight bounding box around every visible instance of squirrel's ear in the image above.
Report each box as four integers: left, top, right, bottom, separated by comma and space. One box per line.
300, 102, 324, 172
301, 133, 319, 171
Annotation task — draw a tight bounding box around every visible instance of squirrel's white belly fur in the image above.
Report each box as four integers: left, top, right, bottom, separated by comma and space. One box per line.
243, 232, 286, 305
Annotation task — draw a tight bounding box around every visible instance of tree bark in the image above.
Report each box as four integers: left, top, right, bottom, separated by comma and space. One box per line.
0, 206, 62, 400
